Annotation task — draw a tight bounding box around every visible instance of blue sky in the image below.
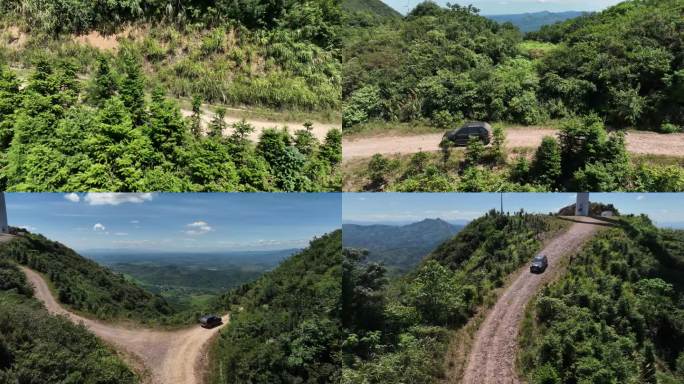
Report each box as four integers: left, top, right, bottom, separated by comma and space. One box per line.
384, 0, 623, 15
7, 193, 341, 252
343, 193, 684, 228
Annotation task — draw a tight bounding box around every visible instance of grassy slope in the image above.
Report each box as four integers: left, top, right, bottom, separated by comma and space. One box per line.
341, 0, 401, 18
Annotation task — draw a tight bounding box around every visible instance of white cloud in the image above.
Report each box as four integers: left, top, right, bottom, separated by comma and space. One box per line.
130, 220, 139, 224
17, 224, 37, 232
84, 193, 154, 206
185, 221, 213, 235
64, 193, 80, 203
93, 223, 106, 231
636, 195, 645, 201
114, 232, 128, 236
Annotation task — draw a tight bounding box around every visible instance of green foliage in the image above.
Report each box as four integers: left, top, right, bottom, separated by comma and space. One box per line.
464, 136, 485, 166
531, 136, 561, 188
212, 231, 342, 383
344, 0, 684, 130
344, 211, 568, 382
520, 217, 684, 384
0, 62, 339, 191
0, 261, 138, 383
366, 154, 398, 189
0, 232, 190, 324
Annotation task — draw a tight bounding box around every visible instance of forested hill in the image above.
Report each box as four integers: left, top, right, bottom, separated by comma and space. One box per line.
0, 260, 138, 383
486, 11, 586, 32
342, 218, 462, 273
0, 230, 179, 324
343, 211, 569, 381
341, 0, 401, 18
520, 216, 684, 383
211, 230, 342, 383
344, 0, 684, 131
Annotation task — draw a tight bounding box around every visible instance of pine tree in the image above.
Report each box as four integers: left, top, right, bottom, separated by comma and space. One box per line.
147, 87, 188, 160
119, 51, 146, 126
90, 56, 117, 106
191, 95, 202, 137
208, 107, 227, 138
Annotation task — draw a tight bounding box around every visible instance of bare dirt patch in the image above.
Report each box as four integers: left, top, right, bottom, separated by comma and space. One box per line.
343, 129, 684, 160
460, 217, 603, 384
21, 266, 228, 384
180, 107, 340, 142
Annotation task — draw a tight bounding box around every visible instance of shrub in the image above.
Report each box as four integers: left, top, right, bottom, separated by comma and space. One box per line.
531, 136, 561, 187
367, 154, 398, 189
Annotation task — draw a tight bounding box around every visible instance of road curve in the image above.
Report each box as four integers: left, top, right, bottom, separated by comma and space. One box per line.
461, 217, 603, 384
342, 129, 684, 160
21, 266, 228, 384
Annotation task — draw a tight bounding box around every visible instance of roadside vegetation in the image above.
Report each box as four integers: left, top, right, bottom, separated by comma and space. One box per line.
210, 230, 342, 383
343, 0, 683, 132
0, 60, 341, 191
519, 216, 684, 383
345, 117, 684, 191
0, 230, 209, 325
342, 211, 568, 383
0, 0, 341, 113
0, 260, 138, 383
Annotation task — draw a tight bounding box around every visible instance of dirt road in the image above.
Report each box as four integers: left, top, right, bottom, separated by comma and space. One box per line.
180, 107, 340, 142
342, 129, 684, 160
21, 266, 228, 384
461, 217, 603, 384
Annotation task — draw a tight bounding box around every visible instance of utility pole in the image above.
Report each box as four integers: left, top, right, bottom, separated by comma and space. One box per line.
500, 192, 503, 214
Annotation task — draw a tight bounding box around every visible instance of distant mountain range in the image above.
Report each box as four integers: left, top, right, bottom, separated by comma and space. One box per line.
486, 11, 588, 32
341, 0, 401, 18
343, 218, 463, 273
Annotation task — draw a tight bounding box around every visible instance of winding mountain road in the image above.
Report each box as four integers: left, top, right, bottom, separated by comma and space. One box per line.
461, 217, 604, 384
21, 266, 228, 384
343, 129, 684, 160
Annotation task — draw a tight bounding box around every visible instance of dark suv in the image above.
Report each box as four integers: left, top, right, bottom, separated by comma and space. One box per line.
443, 122, 492, 146
530, 255, 548, 274
199, 315, 222, 328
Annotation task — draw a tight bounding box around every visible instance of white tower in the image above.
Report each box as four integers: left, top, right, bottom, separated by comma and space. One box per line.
575, 192, 590, 216
0, 193, 8, 233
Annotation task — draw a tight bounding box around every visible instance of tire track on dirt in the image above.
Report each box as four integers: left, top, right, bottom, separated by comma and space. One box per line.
21, 266, 228, 384
461, 217, 604, 384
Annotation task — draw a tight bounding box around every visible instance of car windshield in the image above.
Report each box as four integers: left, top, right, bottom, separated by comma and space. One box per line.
533, 256, 544, 262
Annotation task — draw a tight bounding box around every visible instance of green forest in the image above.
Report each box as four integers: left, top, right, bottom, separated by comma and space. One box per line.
342, 211, 568, 382
0, 230, 207, 325
210, 230, 342, 384
343, 0, 683, 131
0, 59, 341, 192
520, 216, 684, 383
0, 260, 139, 383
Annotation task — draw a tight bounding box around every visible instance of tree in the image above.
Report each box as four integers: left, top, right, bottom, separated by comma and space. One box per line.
119, 51, 146, 126
89, 55, 117, 106
147, 87, 188, 161
319, 129, 341, 167
465, 136, 485, 166
531, 136, 561, 187
209, 107, 227, 138
190, 95, 202, 137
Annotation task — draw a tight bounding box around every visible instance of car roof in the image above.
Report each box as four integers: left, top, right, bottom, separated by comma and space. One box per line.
534, 255, 546, 260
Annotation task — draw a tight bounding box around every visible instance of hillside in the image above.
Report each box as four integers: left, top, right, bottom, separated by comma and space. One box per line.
344, 0, 684, 131
341, 0, 401, 18
343, 211, 570, 382
519, 216, 684, 383
486, 11, 586, 32
342, 218, 462, 273
210, 230, 342, 383
0, 230, 188, 324
0, 260, 138, 383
